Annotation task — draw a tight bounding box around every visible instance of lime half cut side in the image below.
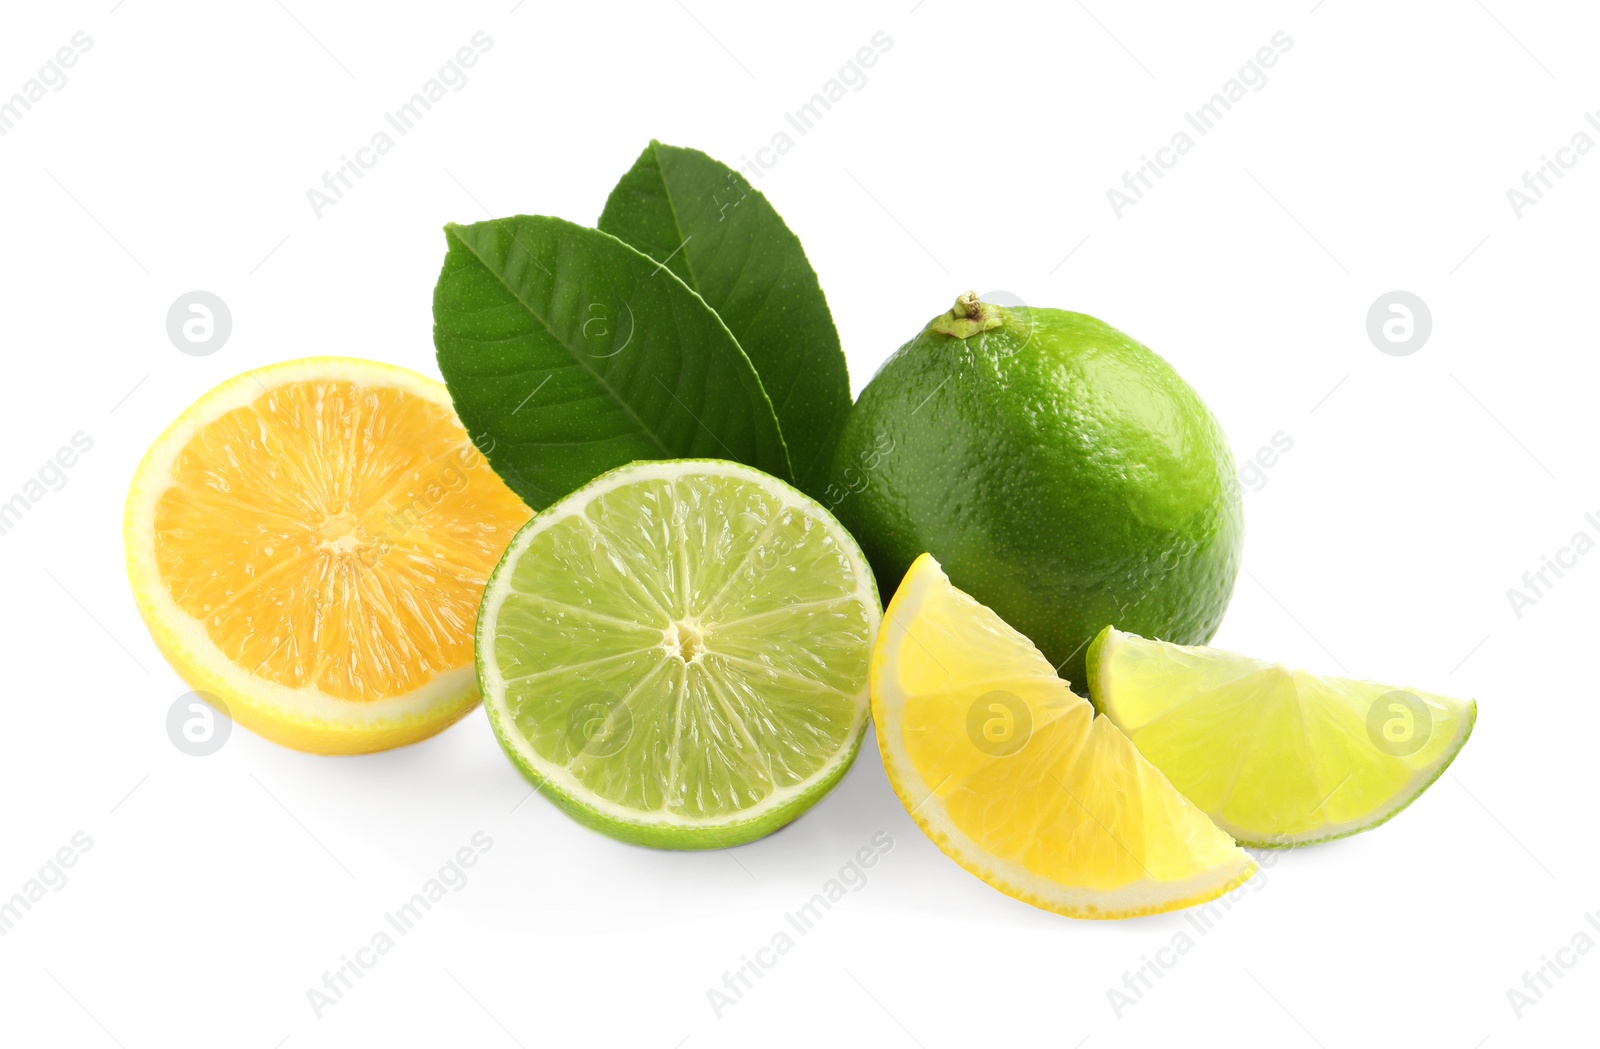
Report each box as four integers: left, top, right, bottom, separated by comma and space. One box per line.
1087, 627, 1477, 848
478, 459, 880, 849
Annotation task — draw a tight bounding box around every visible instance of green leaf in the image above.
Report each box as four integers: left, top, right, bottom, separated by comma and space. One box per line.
433, 214, 790, 509
599, 140, 851, 494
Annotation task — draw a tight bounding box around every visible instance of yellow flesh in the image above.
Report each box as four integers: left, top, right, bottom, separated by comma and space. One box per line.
873, 555, 1254, 918
128, 360, 530, 752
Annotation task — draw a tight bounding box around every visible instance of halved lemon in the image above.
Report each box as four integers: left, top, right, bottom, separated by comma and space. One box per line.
1087, 626, 1477, 847
873, 554, 1255, 919
125, 357, 531, 754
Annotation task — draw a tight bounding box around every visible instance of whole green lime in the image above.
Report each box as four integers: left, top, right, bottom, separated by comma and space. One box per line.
827, 293, 1242, 689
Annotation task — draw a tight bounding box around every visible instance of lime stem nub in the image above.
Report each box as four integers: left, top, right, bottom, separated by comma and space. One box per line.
930, 291, 1004, 339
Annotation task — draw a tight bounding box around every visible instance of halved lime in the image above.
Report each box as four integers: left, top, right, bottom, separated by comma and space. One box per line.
478, 459, 880, 849
1087, 627, 1476, 848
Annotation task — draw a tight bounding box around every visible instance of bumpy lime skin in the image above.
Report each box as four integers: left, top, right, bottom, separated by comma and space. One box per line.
828, 304, 1243, 690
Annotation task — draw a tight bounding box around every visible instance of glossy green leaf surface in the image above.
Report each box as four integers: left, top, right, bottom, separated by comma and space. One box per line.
600, 141, 849, 493
434, 214, 790, 509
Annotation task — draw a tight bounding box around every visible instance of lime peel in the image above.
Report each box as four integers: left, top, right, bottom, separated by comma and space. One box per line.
478, 459, 880, 849
1088, 626, 1477, 848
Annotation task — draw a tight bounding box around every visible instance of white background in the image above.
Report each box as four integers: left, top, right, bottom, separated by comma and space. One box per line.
0, 0, 1592, 1045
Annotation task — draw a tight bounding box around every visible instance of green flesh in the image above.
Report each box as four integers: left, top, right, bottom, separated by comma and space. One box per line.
1088, 627, 1476, 847
479, 460, 879, 848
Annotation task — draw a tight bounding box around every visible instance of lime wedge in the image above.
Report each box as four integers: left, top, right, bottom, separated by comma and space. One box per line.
1087, 627, 1476, 848
478, 460, 880, 849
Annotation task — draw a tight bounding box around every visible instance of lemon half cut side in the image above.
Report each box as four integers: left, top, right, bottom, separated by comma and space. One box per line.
125, 357, 532, 754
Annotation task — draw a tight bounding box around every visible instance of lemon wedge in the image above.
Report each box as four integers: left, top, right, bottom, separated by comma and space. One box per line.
872, 554, 1255, 918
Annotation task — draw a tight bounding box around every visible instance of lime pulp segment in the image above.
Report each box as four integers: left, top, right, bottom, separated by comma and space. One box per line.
478, 460, 880, 848
1088, 627, 1476, 848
